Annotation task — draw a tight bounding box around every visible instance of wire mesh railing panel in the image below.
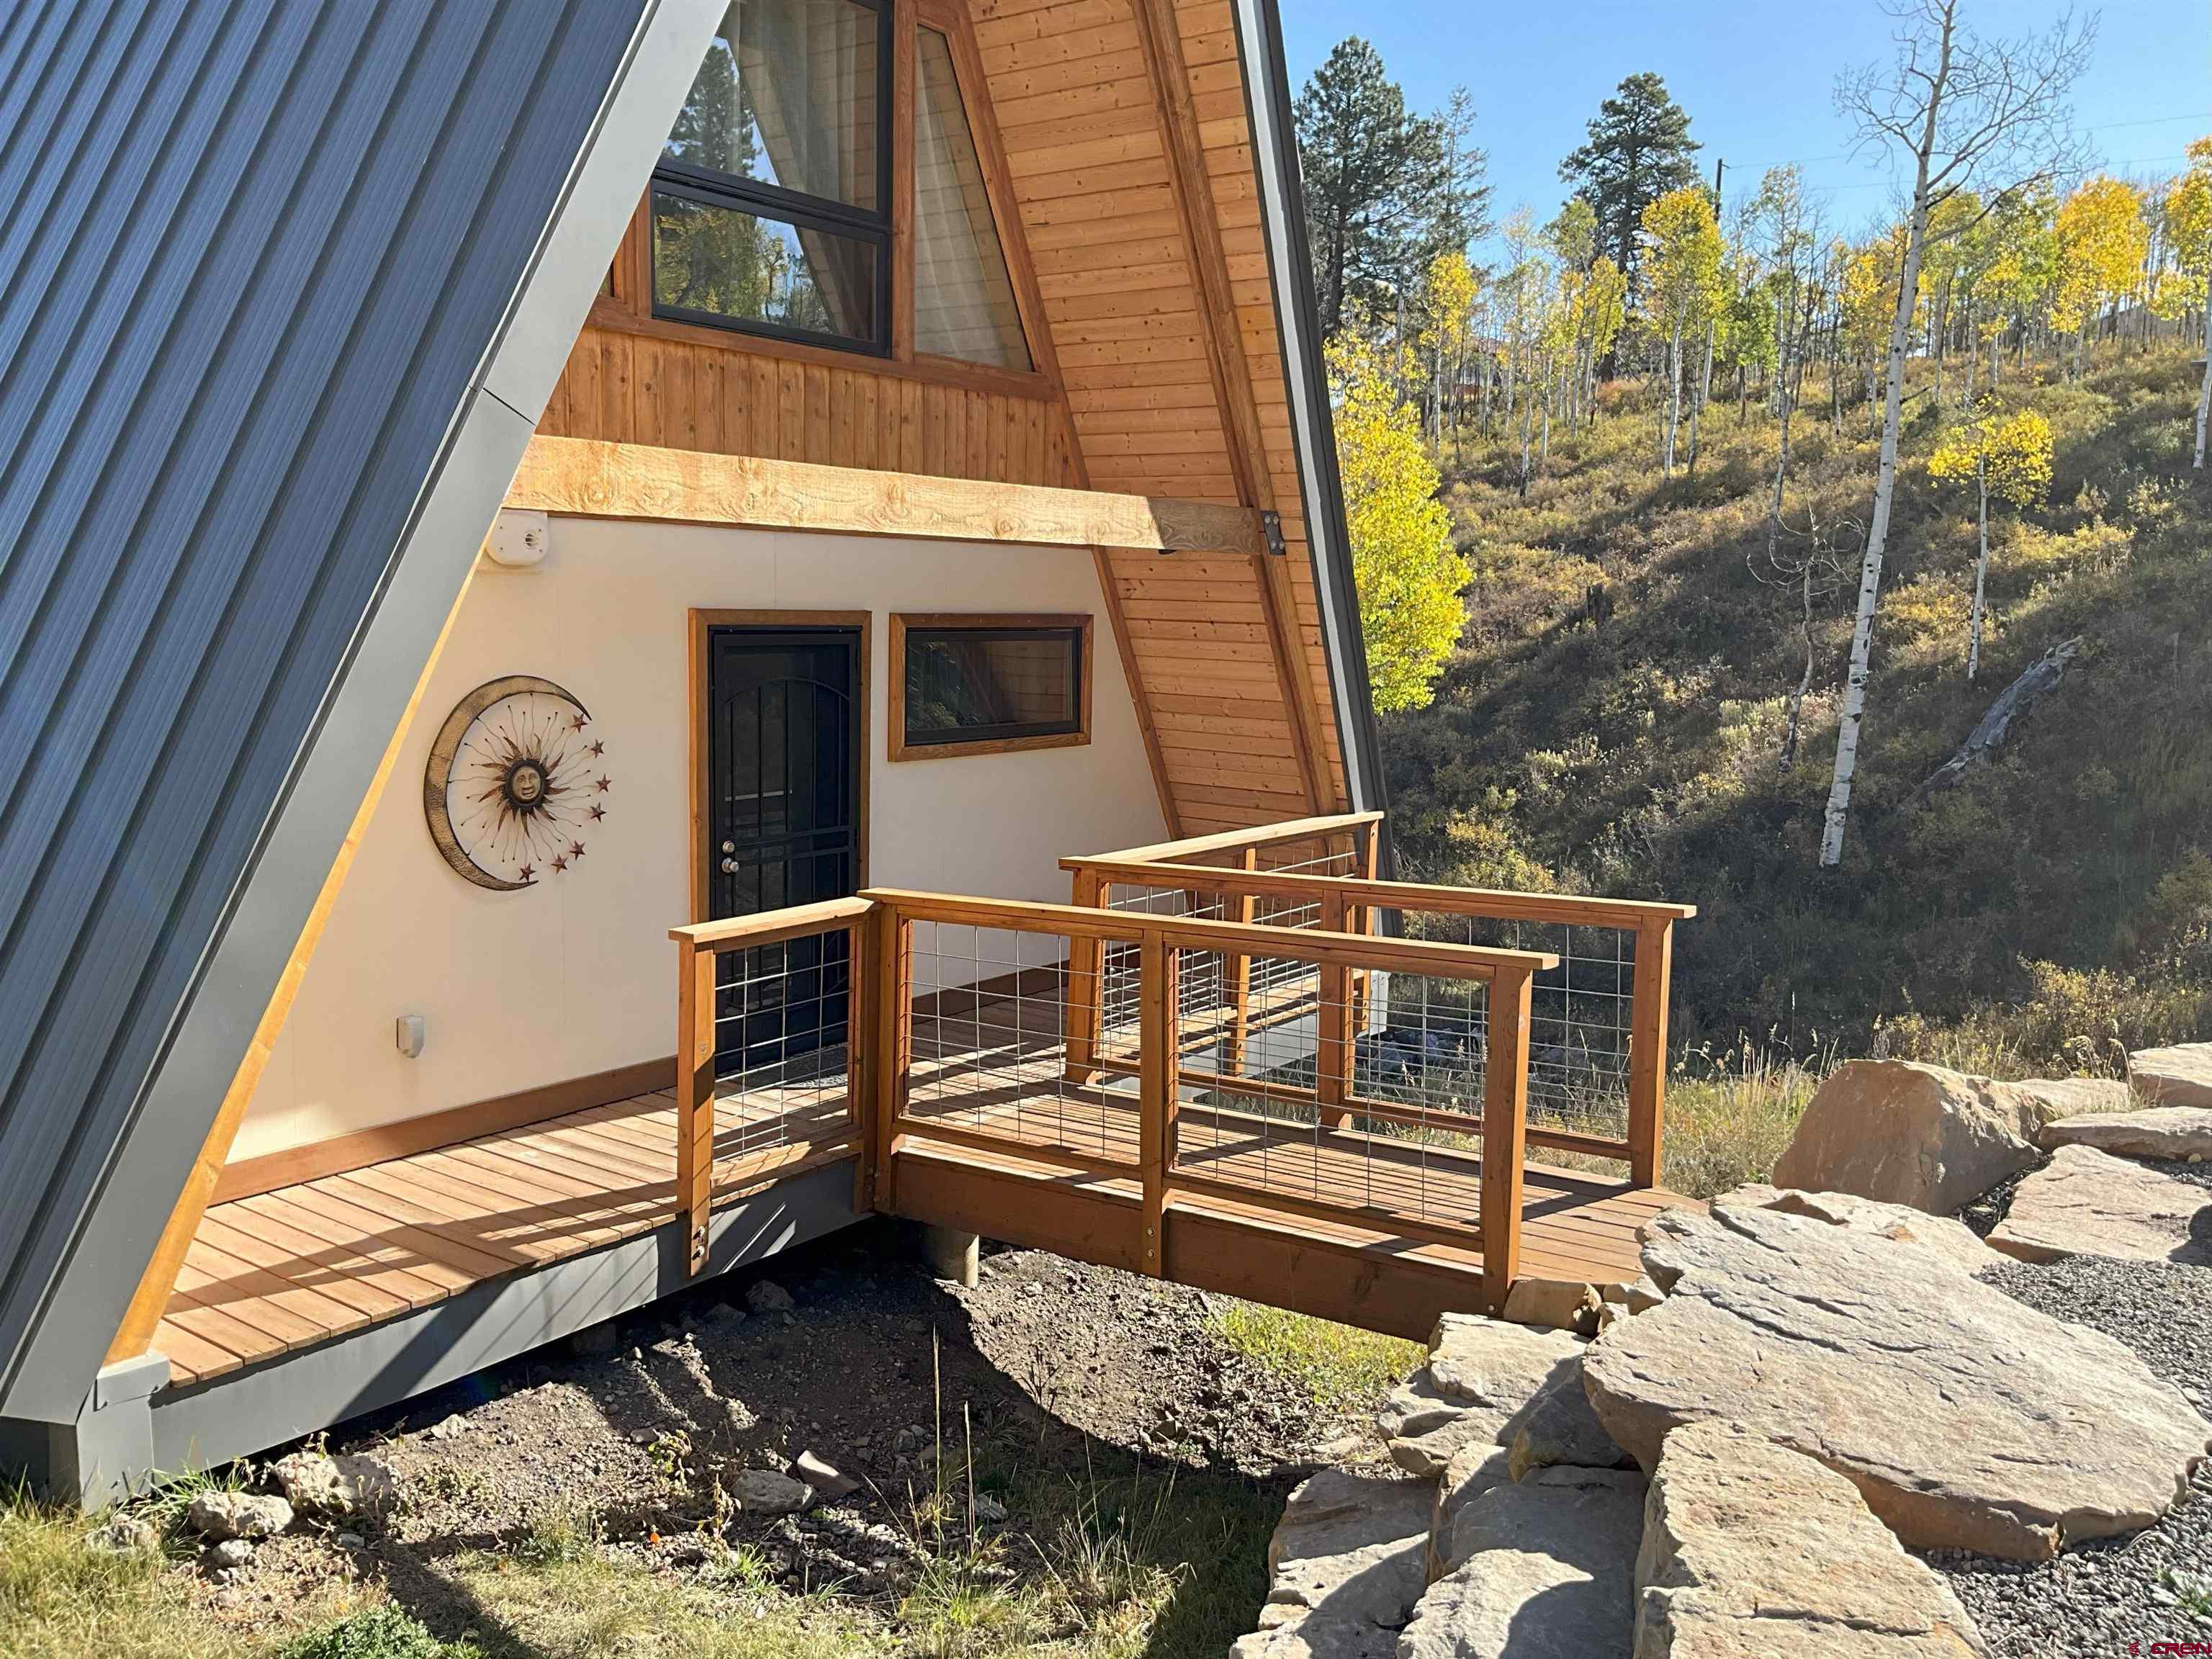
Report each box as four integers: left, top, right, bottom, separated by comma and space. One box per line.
1169, 946, 1492, 1239
1399, 912, 1634, 1144
898, 920, 1139, 1170
709, 935, 859, 1161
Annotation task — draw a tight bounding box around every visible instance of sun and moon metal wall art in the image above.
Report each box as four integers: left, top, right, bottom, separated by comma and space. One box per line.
422, 675, 611, 891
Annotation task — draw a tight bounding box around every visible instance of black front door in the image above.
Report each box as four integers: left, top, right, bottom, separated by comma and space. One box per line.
706, 626, 863, 1077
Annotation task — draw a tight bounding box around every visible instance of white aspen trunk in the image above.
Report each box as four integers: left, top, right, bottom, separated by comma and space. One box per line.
2194, 300, 2212, 469
1822, 168, 1936, 867
1968, 461, 1990, 680
1663, 317, 1683, 476
1962, 309, 1979, 406
1990, 320, 2002, 389
1689, 315, 1715, 474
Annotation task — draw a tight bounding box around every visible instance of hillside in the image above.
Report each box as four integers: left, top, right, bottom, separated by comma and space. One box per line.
1384, 343, 2212, 1074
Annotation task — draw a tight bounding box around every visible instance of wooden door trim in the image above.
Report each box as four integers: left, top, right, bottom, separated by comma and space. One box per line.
688, 610, 873, 926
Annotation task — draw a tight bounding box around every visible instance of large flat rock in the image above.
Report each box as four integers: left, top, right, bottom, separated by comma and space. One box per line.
1377, 1315, 1583, 1478
1771, 1061, 2046, 1213
1582, 1200, 2212, 1560
1717, 1184, 2003, 1276
1234, 1469, 1434, 1659
2016, 1076, 2135, 1120
1987, 1143, 2212, 1266
1400, 1466, 1645, 1659
2130, 1043, 2212, 1109
2040, 1105, 2212, 1161
1634, 1421, 1989, 1657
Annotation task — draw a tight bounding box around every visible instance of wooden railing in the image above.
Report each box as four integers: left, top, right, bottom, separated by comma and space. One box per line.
668, 896, 873, 1273
1062, 823, 1694, 1187
858, 886, 1554, 1310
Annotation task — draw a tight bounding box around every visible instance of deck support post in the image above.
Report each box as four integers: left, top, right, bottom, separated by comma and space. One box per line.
920, 1224, 979, 1288
1064, 869, 1106, 1084
1225, 849, 1257, 1074
873, 907, 911, 1213
1626, 917, 1676, 1190
1138, 929, 1178, 1276
1316, 890, 1352, 1129
675, 942, 719, 1276
1480, 965, 1534, 1317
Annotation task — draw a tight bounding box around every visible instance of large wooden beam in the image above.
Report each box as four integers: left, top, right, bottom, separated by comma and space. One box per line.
505, 433, 1268, 557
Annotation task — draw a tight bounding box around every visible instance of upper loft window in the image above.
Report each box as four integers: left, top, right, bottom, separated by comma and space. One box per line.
652, 0, 891, 352
912, 28, 1031, 372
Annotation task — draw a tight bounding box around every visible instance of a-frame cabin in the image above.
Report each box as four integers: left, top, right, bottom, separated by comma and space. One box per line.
0, 0, 1694, 1501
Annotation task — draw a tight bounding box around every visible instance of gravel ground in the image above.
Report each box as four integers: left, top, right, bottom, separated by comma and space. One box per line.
1934, 1250, 2212, 1656
166, 1218, 1336, 1640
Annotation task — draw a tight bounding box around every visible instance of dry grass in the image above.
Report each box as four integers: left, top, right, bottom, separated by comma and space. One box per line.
1203, 1302, 1424, 1411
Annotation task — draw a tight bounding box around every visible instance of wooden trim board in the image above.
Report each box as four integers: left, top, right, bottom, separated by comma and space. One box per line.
688, 611, 873, 926
505, 435, 1267, 557
886, 611, 1093, 761
207, 1057, 680, 1205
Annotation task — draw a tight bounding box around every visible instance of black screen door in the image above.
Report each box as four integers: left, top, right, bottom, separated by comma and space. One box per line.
706, 626, 863, 1076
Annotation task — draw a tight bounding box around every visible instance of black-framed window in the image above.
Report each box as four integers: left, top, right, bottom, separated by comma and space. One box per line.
652, 0, 893, 353
901, 624, 1085, 750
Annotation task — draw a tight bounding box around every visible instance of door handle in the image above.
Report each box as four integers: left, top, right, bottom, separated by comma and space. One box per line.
720, 858, 739, 874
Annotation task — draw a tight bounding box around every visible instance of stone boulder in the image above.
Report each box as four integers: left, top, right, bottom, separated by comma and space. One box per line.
2041, 1105, 2212, 1161
1583, 1201, 2212, 1560
1233, 1469, 1432, 1659
1634, 1421, 1989, 1658
2016, 1077, 2135, 1120
1507, 1375, 1634, 1483
1400, 1465, 1645, 1659
1770, 1061, 2047, 1213
269, 1452, 397, 1520
728, 1469, 811, 1515
1429, 1442, 1514, 1581
1716, 1184, 2002, 1276
2131, 1043, 2212, 1109
1500, 1277, 1603, 1336
1987, 1144, 2212, 1266
1377, 1315, 1583, 1478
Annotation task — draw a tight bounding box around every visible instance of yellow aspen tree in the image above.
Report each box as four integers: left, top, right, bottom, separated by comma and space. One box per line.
1421, 250, 1478, 455
1927, 404, 2053, 680
1638, 186, 1724, 477
2052, 176, 2149, 375
1327, 335, 1470, 711
2164, 138, 2212, 467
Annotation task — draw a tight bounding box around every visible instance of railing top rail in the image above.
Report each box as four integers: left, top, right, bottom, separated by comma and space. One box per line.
1061, 858, 1697, 930
858, 886, 1557, 977
1064, 810, 1384, 870
670, 895, 873, 953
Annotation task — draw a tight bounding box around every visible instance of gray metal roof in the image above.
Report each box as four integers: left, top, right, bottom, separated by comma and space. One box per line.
0, 0, 719, 1417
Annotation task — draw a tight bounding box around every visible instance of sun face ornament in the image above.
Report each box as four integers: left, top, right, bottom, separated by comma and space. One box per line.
423, 675, 610, 890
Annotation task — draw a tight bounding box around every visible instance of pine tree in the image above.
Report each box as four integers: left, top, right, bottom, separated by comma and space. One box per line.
1559, 72, 1701, 276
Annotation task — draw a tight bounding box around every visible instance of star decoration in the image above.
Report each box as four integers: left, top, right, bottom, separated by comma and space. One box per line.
569, 841, 587, 860
552, 855, 568, 872
569, 714, 588, 732
594, 775, 611, 793
518, 863, 535, 882
587, 740, 605, 757
588, 804, 605, 822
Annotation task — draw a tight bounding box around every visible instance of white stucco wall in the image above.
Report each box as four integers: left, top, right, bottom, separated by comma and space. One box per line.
232, 516, 1166, 1159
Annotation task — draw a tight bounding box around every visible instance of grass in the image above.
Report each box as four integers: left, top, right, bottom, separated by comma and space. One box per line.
1202, 1302, 1424, 1411
276, 1608, 475, 1659
1658, 1043, 1825, 1200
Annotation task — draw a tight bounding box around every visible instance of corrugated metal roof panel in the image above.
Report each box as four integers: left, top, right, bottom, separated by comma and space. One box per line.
0, 0, 652, 1403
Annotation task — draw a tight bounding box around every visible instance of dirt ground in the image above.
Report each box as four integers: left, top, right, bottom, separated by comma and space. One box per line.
174, 1218, 1379, 1653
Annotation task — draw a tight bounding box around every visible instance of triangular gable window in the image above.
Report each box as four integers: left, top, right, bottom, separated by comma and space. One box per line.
913, 27, 1032, 372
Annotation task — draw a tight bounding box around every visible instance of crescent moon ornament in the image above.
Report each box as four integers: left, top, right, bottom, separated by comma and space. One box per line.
423, 675, 610, 891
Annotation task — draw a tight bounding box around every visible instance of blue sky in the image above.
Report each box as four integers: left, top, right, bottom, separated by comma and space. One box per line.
1277, 0, 2211, 257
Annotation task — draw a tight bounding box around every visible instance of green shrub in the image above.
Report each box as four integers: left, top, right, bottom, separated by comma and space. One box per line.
279, 1607, 472, 1659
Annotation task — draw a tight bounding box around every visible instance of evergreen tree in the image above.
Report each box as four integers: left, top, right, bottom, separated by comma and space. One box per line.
1295, 40, 1479, 335
1559, 71, 1701, 276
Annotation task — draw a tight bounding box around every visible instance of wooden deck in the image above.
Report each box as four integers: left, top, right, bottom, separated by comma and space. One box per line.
163, 1030, 1688, 1387
156, 1084, 857, 1388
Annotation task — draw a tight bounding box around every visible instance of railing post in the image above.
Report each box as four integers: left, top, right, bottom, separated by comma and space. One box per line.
1626, 916, 1675, 1190
1316, 889, 1352, 1129
1226, 848, 1257, 1075
1138, 927, 1177, 1276
1064, 868, 1106, 1084
1480, 963, 1532, 1316
675, 941, 719, 1276
872, 905, 910, 1213
848, 914, 876, 1213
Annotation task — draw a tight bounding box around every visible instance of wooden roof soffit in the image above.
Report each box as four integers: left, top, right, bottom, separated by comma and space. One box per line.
505, 434, 1267, 558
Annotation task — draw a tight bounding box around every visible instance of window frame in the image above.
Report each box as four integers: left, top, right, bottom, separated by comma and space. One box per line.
648, 0, 898, 356
889, 612, 1093, 761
